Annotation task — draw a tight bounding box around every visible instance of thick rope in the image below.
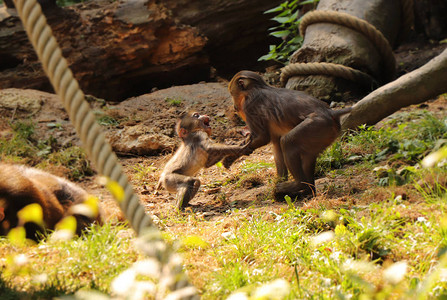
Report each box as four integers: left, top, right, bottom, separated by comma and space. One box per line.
280, 62, 377, 89
13, 0, 151, 236
12, 0, 197, 298
298, 10, 396, 81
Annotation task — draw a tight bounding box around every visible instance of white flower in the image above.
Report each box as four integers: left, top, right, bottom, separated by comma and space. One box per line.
222, 231, 236, 240
342, 259, 375, 274
51, 229, 74, 241
111, 268, 137, 296
33, 273, 48, 284
252, 279, 290, 299
383, 261, 407, 285
133, 258, 161, 278
14, 254, 28, 266
226, 292, 249, 300
311, 231, 335, 246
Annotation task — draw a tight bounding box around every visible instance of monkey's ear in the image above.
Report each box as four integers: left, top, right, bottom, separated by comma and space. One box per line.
237, 78, 250, 90
178, 128, 189, 139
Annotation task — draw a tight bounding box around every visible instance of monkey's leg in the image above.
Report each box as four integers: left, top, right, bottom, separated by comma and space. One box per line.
276, 117, 336, 199
272, 138, 288, 180
163, 174, 200, 210
176, 179, 200, 209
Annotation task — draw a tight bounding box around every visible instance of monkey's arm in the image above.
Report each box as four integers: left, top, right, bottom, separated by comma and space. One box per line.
221, 122, 271, 168
204, 143, 251, 168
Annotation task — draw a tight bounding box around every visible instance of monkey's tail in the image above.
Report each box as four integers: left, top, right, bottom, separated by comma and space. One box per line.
331, 106, 352, 120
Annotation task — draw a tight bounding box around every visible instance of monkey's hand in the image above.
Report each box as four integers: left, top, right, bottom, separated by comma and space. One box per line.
222, 155, 239, 169
222, 144, 254, 169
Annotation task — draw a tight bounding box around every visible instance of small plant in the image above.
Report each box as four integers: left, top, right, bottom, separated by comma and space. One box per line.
165, 97, 183, 107
240, 161, 275, 173
45, 146, 94, 180
316, 141, 346, 176
131, 163, 156, 183
0, 121, 40, 162
259, 0, 320, 64
96, 114, 119, 127
56, 0, 84, 7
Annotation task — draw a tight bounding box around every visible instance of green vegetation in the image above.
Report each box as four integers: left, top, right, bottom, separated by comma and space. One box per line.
2, 107, 447, 298
56, 0, 84, 7
317, 111, 447, 186
0, 120, 93, 180
0, 223, 139, 298
259, 0, 320, 64
165, 97, 183, 107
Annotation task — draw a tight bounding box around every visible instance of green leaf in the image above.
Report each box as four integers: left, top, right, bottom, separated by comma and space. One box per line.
264, 5, 284, 14
17, 203, 44, 226
271, 16, 291, 24
181, 235, 209, 249
300, 0, 320, 4
55, 216, 77, 233
7, 226, 27, 245
271, 30, 291, 38
258, 54, 275, 61
284, 195, 294, 209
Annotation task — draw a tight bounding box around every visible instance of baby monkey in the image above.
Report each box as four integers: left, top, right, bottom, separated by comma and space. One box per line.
158, 112, 249, 209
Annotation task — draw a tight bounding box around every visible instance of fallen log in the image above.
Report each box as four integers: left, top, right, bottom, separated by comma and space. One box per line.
0, 0, 282, 101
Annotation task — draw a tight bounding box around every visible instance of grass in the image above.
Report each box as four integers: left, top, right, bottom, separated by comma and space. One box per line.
3, 108, 447, 298
0, 120, 93, 180
165, 97, 183, 107
0, 223, 140, 299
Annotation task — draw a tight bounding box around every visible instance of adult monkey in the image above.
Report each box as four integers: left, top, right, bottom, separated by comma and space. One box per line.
0, 163, 102, 240
223, 70, 351, 199
157, 112, 250, 209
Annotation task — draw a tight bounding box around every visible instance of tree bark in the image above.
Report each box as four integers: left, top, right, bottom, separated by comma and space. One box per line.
341, 48, 447, 131
0, 0, 281, 101
414, 0, 447, 40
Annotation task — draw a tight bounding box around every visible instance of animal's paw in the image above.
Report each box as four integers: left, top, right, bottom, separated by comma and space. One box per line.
274, 181, 315, 202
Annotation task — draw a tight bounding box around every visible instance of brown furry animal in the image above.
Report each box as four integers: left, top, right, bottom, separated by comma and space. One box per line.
0, 163, 102, 240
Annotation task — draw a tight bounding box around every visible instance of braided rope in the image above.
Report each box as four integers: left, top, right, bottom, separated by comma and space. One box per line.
12, 0, 197, 297
298, 10, 396, 81
13, 0, 152, 235
281, 62, 377, 89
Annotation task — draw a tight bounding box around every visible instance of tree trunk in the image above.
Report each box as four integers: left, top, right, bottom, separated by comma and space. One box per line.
414, 0, 447, 40
285, 0, 403, 102
341, 48, 447, 131
0, 0, 281, 101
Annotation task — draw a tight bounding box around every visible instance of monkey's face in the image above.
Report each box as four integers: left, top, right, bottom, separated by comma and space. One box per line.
228, 71, 267, 122
192, 112, 212, 136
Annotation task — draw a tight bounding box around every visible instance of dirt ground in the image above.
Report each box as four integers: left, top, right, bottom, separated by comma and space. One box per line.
0, 40, 446, 229
1, 86, 446, 229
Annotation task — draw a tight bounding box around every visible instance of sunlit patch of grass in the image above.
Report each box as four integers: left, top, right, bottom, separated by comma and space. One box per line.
240, 161, 275, 174
165, 97, 183, 107
129, 162, 157, 184
192, 198, 447, 299
0, 120, 93, 180
0, 223, 139, 298
0, 120, 40, 163
43, 146, 94, 181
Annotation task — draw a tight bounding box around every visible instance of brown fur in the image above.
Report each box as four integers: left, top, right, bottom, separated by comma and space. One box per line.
157, 112, 249, 209
225, 70, 352, 199
0, 163, 102, 240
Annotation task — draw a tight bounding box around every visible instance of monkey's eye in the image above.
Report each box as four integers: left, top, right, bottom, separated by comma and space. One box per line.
192, 112, 200, 118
